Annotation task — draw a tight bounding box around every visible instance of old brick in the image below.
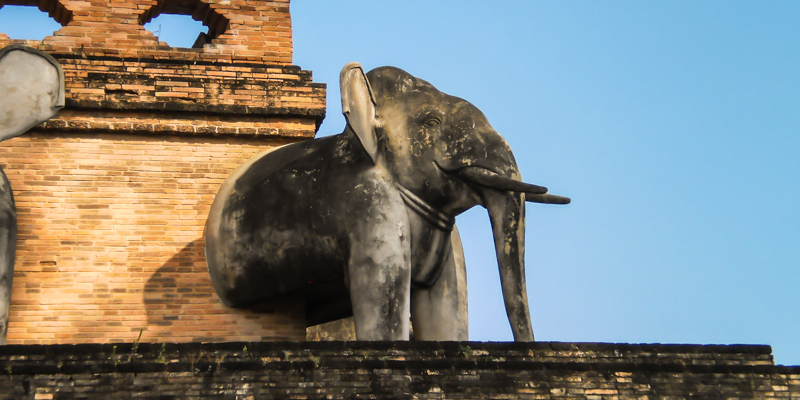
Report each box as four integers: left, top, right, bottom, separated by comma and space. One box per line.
0, 0, 327, 345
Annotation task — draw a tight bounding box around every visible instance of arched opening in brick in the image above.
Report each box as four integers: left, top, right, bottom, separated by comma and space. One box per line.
139, 0, 229, 49
144, 14, 209, 48
0, 1, 72, 40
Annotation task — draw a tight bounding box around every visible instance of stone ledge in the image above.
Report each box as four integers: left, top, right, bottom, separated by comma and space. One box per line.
0, 341, 780, 374
0, 341, 795, 399
37, 112, 319, 139
51, 53, 308, 70
65, 101, 326, 120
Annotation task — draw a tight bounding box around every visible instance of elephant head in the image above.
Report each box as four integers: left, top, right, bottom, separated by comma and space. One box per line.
340, 63, 569, 341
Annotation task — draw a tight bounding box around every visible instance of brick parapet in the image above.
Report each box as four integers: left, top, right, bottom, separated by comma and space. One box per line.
0, 341, 795, 399
0, 0, 294, 64
54, 55, 325, 116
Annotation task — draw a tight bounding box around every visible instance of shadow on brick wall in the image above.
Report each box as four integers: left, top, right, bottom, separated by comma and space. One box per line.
142, 240, 307, 341
143, 240, 216, 327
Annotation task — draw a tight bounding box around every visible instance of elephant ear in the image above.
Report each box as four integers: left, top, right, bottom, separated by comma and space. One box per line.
340, 62, 378, 164
0, 45, 65, 142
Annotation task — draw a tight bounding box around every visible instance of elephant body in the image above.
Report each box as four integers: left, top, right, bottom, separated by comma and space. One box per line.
206, 63, 568, 341
206, 133, 467, 338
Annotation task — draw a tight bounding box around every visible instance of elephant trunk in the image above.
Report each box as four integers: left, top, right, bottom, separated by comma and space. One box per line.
450, 166, 556, 341
482, 188, 535, 342
446, 155, 570, 341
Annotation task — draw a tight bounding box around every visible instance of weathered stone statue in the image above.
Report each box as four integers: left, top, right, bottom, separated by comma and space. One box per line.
205, 63, 569, 341
0, 45, 65, 344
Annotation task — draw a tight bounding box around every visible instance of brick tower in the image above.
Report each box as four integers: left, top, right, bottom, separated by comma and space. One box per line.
0, 0, 325, 344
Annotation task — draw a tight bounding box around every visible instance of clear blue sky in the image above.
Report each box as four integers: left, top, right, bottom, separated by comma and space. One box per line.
1, 1, 798, 365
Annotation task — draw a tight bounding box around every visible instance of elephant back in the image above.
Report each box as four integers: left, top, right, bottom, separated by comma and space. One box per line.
205, 135, 360, 307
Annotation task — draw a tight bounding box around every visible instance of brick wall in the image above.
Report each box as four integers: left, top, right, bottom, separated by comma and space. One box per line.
0, 341, 796, 399
0, 0, 327, 344
0, 0, 293, 64
0, 132, 309, 344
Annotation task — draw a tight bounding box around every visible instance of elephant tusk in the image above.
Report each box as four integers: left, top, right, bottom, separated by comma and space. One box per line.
455, 166, 548, 195
524, 193, 571, 205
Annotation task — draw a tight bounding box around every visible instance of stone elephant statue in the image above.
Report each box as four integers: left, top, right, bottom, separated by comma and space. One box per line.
205, 63, 569, 341
0, 45, 65, 344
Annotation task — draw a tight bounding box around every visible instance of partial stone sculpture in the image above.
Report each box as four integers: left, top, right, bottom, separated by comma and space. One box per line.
0, 45, 65, 344
205, 63, 569, 341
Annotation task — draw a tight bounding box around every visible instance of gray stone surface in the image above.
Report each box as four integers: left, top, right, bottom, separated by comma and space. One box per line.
0, 45, 65, 142
0, 341, 795, 399
205, 63, 569, 341
307, 317, 357, 341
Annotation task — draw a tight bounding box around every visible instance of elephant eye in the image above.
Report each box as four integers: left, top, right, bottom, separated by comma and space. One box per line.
423, 115, 443, 127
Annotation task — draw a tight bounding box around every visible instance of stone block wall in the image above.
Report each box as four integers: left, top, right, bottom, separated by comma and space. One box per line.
0, 341, 796, 399
0, 0, 326, 344
306, 317, 356, 341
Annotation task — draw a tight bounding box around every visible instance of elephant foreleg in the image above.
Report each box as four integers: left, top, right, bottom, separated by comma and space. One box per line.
410, 226, 468, 341
347, 215, 412, 340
